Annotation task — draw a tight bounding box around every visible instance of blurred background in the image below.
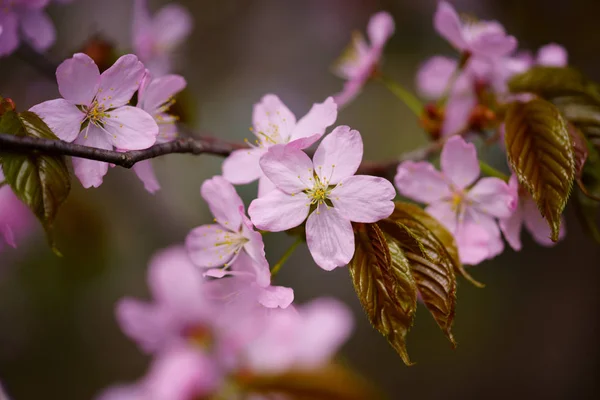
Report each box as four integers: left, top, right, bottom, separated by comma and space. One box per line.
1, 0, 600, 398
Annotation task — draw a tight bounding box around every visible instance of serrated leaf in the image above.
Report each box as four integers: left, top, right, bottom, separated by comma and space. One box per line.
238, 364, 382, 400
573, 188, 600, 244
378, 204, 458, 347
508, 67, 600, 102
569, 125, 589, 179
504, 99, 575, 242
0, 110, 70, 253
552, 95, 600, 152
348, 223, 417, 366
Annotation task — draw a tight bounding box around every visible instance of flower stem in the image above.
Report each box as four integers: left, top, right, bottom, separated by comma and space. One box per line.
479, 160, 509, 181
271, 237, 303, 276
377, 75, 423, 117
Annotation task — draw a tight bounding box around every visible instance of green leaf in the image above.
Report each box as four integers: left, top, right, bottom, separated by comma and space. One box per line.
504, 99, 575, 241
378, 202, 460, 347
508, 66, 599, 102
552, 95, 600, 151
0, 110, 71, 253
348, 223, 418, 366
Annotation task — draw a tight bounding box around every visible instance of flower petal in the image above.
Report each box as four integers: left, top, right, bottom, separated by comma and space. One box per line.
469, 27, 517, 58
434, 1, 467, 51
116, 298, 172, 353
331, 175, 395, 223
367, 11, 395, 47
29, 99, 84, 142
72, 125, 111, 188
0, 13, 19, 57
426, 201, 458, 234
152, 3, 193, 50
395, 161, 451, 204
455, 221, 504, 265
332, 78, 365, 108
441, 88, 477, 137
252, 94, 296, 144
290, 97, 337, 141
241, 215, 270, 287
537, 43, 568, 67
259, 144, 314, 194
222, 148, 263, 185
306, 206, 354, 270
186, 224, 241, 268
499, 204, 523, 251
469, 177, 516, 218
98, 54, 145, 108
249, 190, 310, 232
440, 136, 480, 189
133, 160, 160, 194
103, 106, 158, 150
19, 9, 55, 52
522, 197, 566, 246
416, 56, 458, 100
257, 286, 294, 309
56, 53, 100, 106
139, 74, 187, 114
313, 125, 363, 185
201, 176, 244, 230
258, 176, 278, 197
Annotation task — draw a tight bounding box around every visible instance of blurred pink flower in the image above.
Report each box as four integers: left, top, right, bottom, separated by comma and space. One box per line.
186, 176, 293, 308
133, 71, 187, 193
536, 43, 568, 66
132, 0, 192, 76
222, 94, 337, 197
395, 136, 516, 265
0, 168, 33, 251
500, 175, 566, 251
30, 53, 158, 188
249, 126, 396, 270
332, 11, 395, 107
434, 1, 516, 59
0, 0, 55, 57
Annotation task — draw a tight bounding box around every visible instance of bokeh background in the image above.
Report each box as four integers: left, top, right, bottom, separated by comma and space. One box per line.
1, 0, 600, 398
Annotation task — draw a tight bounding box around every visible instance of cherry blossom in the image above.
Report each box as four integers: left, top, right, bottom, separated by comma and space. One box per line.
248, 126, 396, 270
0, 0, 55, 57
30, 53, 158, 188
395, 136, 516, 265
132, 0, 192, 76
133, 71, 187, 193
186, 176, 293, 308
0, 168, 33, 251
222, 94, 337, 196
500, 175, 566, 251
332, 11, 395, 107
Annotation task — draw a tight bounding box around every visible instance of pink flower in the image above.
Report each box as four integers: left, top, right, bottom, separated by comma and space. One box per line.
500, 175, 566, 251
0, 0, 55, 57
332, 11, 395, 107
132, 0, 192, 76
248, 126, 396, 270
0, 168, 33, 251
186, 176, 293, 308
222, 95, 337, 197
395, 136, 516, 265
434, 1, 516, 59
536, 43, 568, 67
133, 71, 187, 193
30, 53, 159, 188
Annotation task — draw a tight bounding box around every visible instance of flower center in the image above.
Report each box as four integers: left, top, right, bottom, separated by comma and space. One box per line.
212, 229, 248, 267
84, 101, 110, 126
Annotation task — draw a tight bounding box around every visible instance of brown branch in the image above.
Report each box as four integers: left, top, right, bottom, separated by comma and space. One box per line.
0, 132, 449, 177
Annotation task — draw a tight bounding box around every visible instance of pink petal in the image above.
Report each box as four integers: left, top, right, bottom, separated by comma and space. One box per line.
259, 144, 314, 194
306, 206, 354, 271
98, 55, 145, 108
416, 56, 458, 100
331, 175, 395, 223
426, 201, 458, 234
29, 99, 84, 142
103, 106, 158, 150
258, 176, 277, 197
434, 1, 467, 51
96, 385, 144, 400
116, 298, 172, 353
440, 136, 480, 189
522, 197, 566, 246
469, 177, 516, 218
367, 11, 395, 47
132, 0, 153, 59
133, 160, 160, 194
222, 148, 263, 185
72, 125, 112, 188
395, 161, 451, 204
19, 9, 55, 52
469, 26, 517, 58
201, 176, 244, 230
0, 13, 19, 57
152, 4, 193, 50
240, 218, 270, 287
537, 43, 568, 67
290, 97, 337, 142
441, 89, 476, 136
257, 285, 294, 309
249, 190, 310, 232
313, 126, 363, 185
252, 94, 296, 144
332, 78, 366, 108
56, 53, 100, 106
455, 221, 503, 265
499, 204, 523, 251
138, 74, 187, 114
185, 224, 240, 268
286, 133, 322, 151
